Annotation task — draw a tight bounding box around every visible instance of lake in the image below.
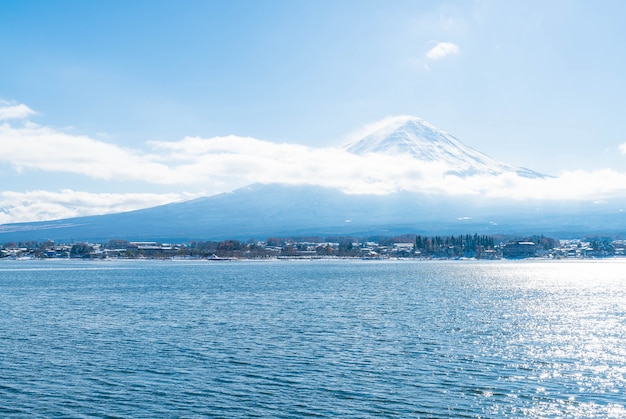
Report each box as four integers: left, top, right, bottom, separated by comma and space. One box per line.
1, 259, 625, 417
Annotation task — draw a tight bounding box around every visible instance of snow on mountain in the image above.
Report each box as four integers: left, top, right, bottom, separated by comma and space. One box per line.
344, 116, 545, 178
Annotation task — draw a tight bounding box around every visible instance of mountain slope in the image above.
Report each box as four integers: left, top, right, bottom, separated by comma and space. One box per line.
1, 183, 624, 242
3, 116, 619, 243
345, 116, 544, 178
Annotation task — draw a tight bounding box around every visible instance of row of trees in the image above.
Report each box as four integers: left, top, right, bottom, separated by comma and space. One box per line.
414, 233, 496, 257
188, 240, 271, 258
3, 233, 572, 259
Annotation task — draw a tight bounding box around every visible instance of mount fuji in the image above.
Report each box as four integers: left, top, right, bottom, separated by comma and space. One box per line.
1, 117, 622, 242
344, 116, 545, 178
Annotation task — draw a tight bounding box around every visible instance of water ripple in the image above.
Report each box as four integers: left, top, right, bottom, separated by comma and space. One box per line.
1, 259, 625, 417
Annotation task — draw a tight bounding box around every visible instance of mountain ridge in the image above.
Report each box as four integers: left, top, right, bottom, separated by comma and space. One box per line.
344, 116, 544, 178
1, 116, 620, 242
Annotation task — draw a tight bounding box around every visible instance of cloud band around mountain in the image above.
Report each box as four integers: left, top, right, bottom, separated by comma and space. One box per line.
0, 190, 196, 225
2, 103, 626, 223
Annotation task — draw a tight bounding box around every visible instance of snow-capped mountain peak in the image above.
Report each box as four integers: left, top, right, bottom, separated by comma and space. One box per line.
344, 116, 545, 178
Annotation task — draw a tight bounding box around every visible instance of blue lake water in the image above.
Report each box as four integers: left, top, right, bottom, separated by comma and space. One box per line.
1, 259, 625, 417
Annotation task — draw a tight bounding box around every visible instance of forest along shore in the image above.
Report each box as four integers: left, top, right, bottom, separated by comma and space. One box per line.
2, 235, 624, 260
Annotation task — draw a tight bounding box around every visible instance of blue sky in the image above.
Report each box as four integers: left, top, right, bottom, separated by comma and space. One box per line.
2, 0, 626, 223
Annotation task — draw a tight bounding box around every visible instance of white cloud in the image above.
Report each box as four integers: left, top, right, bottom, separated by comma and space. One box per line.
619, 142, 626, 154
0, 103, 37, 120
440, 169, 626, 201
4, 113, 626, 223
4, 117, 626, 201
0, 190, 197, 224
0, 122, 180, 183
426, 42, 460, 60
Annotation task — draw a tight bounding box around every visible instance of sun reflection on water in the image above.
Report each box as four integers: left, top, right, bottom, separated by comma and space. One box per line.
478, 259, 626, 417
